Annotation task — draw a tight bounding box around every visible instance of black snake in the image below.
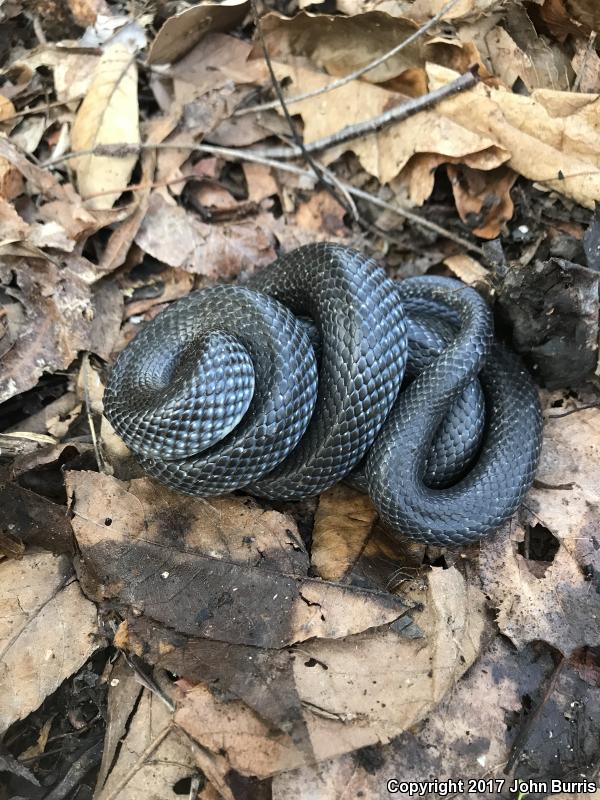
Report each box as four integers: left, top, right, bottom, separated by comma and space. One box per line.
103, 243, 543, 547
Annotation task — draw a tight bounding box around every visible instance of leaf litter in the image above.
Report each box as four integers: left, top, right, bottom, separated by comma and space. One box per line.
0, 0, 599, 796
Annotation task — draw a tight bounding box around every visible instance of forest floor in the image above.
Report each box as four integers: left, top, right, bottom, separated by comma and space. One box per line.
0, 0, 599, 798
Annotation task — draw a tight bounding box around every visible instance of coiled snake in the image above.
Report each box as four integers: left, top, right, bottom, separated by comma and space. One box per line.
104, 243, 543, 547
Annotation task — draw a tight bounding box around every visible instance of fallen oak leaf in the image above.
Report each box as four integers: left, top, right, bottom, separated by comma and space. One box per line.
428, 62, 600, 211
71, 43, 140, 210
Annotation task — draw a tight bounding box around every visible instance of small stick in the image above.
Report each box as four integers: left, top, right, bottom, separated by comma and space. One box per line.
249, 0, 359, 219
235, 0, 463, 116
252, 69, 478, 160
43, 141, 484, 254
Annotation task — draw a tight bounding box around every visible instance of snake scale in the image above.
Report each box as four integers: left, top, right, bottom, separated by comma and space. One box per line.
104, 243, 543, 547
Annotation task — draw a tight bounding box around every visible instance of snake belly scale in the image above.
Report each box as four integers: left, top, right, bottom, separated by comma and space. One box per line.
104, 243, 543, 547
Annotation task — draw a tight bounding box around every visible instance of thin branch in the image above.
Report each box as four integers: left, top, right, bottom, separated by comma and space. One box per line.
42, 140, 485, 254
82, 352, 106, 474
251, 70, 478, 159
249, 0, 359, 219
43, 70, 477, 170
235, 0, 463, 116
2, 95, 85, 122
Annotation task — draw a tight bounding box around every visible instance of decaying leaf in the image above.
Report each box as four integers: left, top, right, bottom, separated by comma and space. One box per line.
71, 43, 139, 210
94, 658, 197, 800
173, 567, 486, 777
135, 192, 277, 277
0, 551, 100, 733
480, 398, 600, 655
67, 471, 410, 647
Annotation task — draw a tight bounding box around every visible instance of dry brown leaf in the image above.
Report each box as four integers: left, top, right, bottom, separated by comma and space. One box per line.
0, 551, 100, 733
243, 162, 278, 203
67, 471, 410, 647
0, 135, 68, 200
0, 258, 94, 404
447, 163, 517, 238
295, 191, 350, 238
68, 0, 107, 25
135, 192, 276, 277
409, 0, 499, 20
272, 59, 507, 193
485, 5, 573, 92
480, 398, 600, 655
443, 253, 488, 285
148, 0, 249, 65
572, 40, 600, 93
0, 482, 73, 555
262, 10, 423, 83
271, 638, 560, 798
0, 156, 24, 200
429, 63, 600, 210
174, 567, 486, 777
0, 196, 29, 244
94, 659, 197, 800
71, 43, 139, 210
311, 485, 377, 581
0, 94, 15, 121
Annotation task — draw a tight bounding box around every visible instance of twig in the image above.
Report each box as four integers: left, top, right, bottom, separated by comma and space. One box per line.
42, 141, 484, 254
82, 353, 106, 474
249, 0, 358, 220
235, 0, 463, 116
42, 71, 477, 169
102, 724, 173, 800
547, 402, 600, 418
251, 70, 478, 160
1, 95, 85, 123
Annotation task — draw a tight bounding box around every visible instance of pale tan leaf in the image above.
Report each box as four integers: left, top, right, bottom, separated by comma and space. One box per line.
428, 63, 600, 210
71, 43, 139, 210
0, 552, 100, 733
311, 485, 377, 581
148, 0, 250, 65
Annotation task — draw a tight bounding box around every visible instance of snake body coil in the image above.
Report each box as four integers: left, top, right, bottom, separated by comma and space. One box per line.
104, 243, 543, 547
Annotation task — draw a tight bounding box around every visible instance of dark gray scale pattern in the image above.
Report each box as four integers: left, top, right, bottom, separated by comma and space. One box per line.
103, 245, 543, 547
246, 244, 408, 499
105, 285, 319, 494
364, 275, 543, 547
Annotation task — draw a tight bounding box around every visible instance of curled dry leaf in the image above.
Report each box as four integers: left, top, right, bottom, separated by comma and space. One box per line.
71, 43, 139, 210
0, 259, 93, 404
261, 10, 423, 83
429, 63, 600, 211
66, 471, 409, 647
480, 398, 600, 655
447, 163, 517, 239
148, 0, 250, 65
0, 552, 100, 733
